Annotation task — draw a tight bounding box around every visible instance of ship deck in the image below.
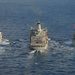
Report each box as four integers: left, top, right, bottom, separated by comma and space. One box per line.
30, 43, 46, 47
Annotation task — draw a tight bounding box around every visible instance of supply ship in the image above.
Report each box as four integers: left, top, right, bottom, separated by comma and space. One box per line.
30, 21, 48, 51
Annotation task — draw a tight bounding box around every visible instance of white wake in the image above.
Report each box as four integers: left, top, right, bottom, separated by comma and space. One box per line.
0, 39, 10, 45
0, 47, 5, 54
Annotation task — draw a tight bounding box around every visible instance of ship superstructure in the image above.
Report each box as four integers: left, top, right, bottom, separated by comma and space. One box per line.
30, 21, 48, 51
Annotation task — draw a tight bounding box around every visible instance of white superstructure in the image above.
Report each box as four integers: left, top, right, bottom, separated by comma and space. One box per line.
0, 32, 10, 45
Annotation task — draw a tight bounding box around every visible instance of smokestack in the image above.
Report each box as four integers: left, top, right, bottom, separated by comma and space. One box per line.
37, 21, 42, 32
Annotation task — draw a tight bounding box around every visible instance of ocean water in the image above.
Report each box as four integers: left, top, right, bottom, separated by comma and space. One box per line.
0, 1, 75, 75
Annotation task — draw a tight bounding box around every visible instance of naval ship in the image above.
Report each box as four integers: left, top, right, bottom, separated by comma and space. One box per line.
30, 21, 48, 51
0, 32, 10, 45
72, 32, 75, 46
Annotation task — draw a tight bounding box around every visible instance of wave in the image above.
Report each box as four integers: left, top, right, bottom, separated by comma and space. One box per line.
0, 39, 10, 45
29, 50, 37, 54
0, 47, 5, 54
63, 40, 72, 46
48, 40, 74, 51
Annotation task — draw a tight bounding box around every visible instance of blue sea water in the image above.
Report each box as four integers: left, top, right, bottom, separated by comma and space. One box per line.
0, 1, 75, 75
